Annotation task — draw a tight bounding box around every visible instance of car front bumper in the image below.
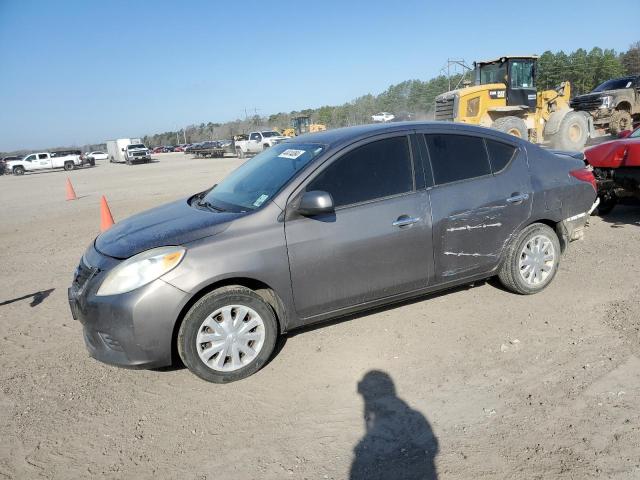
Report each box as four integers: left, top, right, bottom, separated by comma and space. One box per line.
68, 243, 190, 369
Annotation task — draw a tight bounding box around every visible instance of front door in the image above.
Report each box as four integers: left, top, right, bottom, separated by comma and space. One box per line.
285, 134, 432, 320
421, 132, 532, 282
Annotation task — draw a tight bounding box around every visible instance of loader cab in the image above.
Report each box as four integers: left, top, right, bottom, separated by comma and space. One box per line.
292, 116, 311, 136
475, 56, 538, 111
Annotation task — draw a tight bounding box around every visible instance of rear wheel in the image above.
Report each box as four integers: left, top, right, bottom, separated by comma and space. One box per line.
548, 111, 588, 150
491, 116, 528, 139
609, 109, 632, 136
178, 286, 278, 383
64, 161, 74, 171
498, 223, 560, 295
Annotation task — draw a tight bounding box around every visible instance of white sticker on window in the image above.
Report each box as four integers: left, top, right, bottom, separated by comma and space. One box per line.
253, 194, 269, 207
626, 81, 632, 88
278, 149, 305, 159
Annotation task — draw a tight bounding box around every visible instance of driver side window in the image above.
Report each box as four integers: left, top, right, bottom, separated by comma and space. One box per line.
25, 155, 36, 162
250, 133, 261, 141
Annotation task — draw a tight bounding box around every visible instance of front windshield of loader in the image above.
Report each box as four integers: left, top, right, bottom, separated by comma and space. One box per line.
509, 60, 535, 88
479, 62, 507, 85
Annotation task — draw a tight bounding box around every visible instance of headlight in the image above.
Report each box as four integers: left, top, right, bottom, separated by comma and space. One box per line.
466, 96, 480, 117
600, 96, 613, 108
96, 246, 185, 296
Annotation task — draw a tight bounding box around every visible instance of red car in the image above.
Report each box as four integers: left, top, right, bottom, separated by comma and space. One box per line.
585, 127, 640, 214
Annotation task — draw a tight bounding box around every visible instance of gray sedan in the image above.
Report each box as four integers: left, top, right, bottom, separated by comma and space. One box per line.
68, 122, 597, 383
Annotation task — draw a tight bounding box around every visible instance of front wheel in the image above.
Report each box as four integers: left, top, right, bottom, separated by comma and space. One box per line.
178, 286, 278, 383
13, 166, 25, 176
236, 148, 245, 159
498, 223, 561, 295
609, 110, 632, 136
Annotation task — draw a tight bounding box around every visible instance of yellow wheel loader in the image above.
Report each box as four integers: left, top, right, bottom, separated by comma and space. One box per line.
283, 115, 327, 137
434, 56, 593, 150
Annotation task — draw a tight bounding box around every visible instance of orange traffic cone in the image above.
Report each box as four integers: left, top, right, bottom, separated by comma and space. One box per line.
65, 177, 77, 201
100, 196, 115, 232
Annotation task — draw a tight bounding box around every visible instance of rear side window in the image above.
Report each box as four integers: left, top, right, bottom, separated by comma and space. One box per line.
308, 136, 413, 207
485, 139, 516, 173
424, 134, 490, 185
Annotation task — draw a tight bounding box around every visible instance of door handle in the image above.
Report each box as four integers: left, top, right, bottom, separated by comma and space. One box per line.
506, 193, 529, 204
393, 216, 421, 227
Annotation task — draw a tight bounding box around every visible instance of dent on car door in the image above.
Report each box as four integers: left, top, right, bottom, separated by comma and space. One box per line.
423, 133, 532, 281
284, 134, 432, 321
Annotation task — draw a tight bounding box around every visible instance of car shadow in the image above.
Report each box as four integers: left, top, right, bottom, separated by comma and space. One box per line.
596, 201, 640, 229
0, 288, 55, 307
350, 370, 439, 480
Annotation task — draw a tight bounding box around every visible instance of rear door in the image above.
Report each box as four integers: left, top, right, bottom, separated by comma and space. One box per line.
38, 153, 52, 169
284, 133, 432, 319
420, 131, 532, 282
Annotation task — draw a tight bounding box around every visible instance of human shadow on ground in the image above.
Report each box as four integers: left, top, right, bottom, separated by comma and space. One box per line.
350, 370, 439, 480
0, 288, 55, 307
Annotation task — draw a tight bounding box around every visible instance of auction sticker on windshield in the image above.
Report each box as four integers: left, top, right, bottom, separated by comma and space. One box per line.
278, 149, 306, 159
253, 194, 269, 207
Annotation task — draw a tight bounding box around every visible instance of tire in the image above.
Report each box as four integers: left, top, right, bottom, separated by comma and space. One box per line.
548, 111, 589, 150
263, 144, 269, 151
109, 156, 114, 163
63, 161, 74, 171
236, 147, 245, 159
597, 193, 617, 215
89, 158, 95, 167
609, 109, 633, 136
178, 286, 278, 383
13, 166, 25, 176
498, 223, 561, 295
491, 116, 528, 139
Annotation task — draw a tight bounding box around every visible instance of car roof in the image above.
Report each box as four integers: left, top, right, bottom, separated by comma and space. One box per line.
284, 121, 525, 148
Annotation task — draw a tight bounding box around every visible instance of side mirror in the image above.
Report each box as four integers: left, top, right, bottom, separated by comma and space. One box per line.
618, 130, 632, 138
297, 190, 334, 216
121, 148, 125, 152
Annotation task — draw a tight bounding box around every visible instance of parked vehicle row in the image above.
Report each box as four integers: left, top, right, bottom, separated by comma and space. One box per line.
69, 122, 598, 383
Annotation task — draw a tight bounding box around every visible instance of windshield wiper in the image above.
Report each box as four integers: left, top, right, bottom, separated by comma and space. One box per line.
198, 198, 226, 212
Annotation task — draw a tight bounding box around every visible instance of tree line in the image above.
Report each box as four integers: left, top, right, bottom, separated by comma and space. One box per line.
142, 41, 639, 148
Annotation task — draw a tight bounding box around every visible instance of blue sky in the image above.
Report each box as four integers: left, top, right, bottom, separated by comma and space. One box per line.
0, 0, 638, 151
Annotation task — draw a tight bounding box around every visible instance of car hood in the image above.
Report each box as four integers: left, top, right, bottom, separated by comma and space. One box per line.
95, 198, 241, 259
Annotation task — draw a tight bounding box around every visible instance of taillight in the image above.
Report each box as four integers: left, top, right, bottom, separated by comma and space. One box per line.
570, 168, 597, 192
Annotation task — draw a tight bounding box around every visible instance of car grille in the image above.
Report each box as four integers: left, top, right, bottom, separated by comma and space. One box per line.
73, 257, 99, 291
570, 94, 602, 111
132, 151, 147, 157
435, 96, 456, 121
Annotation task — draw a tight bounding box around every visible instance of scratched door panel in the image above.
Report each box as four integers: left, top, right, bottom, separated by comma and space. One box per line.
429, 149, 533, 281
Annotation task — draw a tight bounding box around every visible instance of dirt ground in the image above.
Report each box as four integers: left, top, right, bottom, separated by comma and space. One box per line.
1, 152, 639, 479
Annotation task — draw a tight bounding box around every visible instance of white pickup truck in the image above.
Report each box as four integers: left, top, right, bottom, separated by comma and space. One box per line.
5, 151, 91, 175
234, 131, 288, 158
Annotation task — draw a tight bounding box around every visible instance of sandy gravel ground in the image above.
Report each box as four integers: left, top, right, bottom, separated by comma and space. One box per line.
1, 152, 639, 479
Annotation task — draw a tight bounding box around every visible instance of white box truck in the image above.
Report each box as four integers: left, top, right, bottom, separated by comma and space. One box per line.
106, 138, 151, 165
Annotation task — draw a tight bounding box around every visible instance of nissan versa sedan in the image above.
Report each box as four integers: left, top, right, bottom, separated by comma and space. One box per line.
68, 122, 598, 383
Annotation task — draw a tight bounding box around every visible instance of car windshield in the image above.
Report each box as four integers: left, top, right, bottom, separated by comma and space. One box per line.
592, 78, 634, 92
128, 144, 145, 149
261, 131, 280, 137
479, 62, 507, 85
201, 143, 324, 212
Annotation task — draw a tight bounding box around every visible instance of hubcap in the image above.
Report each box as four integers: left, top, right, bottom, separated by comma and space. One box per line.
519, 234, 555, 286
568, 124, 581, 143
196, 305, 265, 372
